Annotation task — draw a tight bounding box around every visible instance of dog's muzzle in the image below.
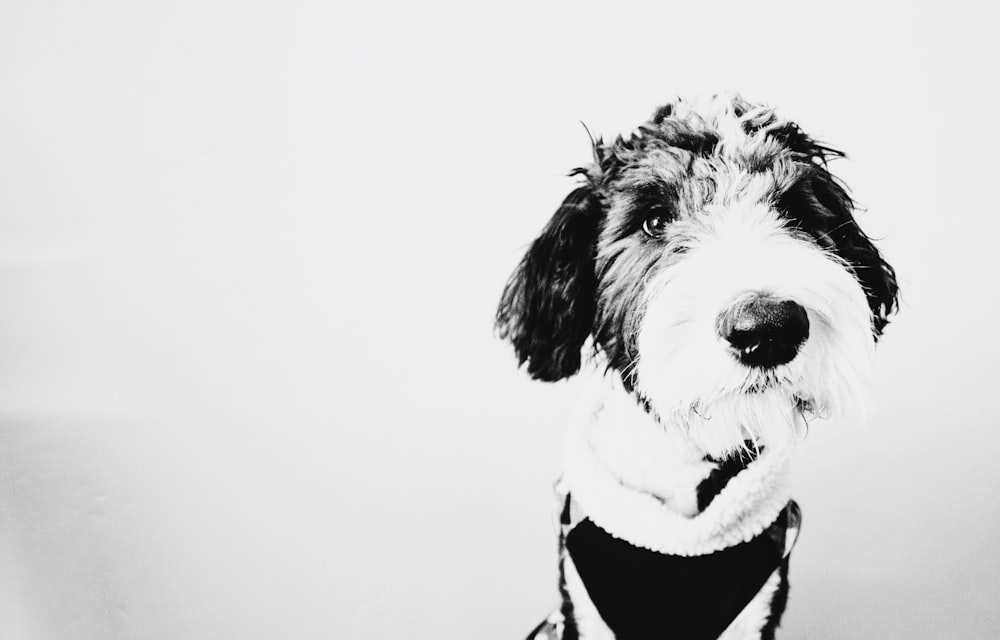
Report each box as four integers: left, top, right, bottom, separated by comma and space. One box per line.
717, 293, 810, 368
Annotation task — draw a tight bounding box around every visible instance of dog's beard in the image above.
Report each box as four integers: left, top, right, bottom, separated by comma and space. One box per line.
633, 205, 876, 459
663, 389, 806, 459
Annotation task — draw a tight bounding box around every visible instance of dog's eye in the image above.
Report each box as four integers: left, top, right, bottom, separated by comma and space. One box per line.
642, 212, 670, 237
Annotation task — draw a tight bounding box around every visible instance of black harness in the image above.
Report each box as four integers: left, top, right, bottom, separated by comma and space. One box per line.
564, 498, 800, 640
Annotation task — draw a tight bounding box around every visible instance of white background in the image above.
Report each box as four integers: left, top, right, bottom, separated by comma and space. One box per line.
0, 1, 997, 638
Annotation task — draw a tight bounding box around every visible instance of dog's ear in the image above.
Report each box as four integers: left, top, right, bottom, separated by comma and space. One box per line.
806, 171, 899, 336
496, 185, 602, 380
779, 164, 899, 337
772, 123, 899, 337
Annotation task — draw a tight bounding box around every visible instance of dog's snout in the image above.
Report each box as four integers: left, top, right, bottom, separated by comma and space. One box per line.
717, 294, 810, 368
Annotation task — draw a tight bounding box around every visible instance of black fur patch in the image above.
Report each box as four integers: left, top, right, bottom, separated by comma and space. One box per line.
775, 170, 899, 336
696, 446, 760, 512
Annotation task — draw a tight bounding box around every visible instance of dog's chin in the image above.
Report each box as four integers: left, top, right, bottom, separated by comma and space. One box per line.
647, 386, 810, 460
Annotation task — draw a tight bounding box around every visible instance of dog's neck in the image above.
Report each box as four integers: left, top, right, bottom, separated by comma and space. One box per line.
560, 374, 795, 556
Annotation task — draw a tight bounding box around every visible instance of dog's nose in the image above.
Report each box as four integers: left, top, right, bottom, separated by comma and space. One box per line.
717, 295, 810, 368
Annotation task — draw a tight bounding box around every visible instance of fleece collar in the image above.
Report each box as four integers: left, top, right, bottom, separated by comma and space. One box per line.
560, 414, 794, 557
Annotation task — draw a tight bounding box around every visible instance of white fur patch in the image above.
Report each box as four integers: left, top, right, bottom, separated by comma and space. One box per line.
635, 202, 875, 458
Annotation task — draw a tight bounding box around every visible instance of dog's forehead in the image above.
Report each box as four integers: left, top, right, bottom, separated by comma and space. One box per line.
599, 95, 804, 209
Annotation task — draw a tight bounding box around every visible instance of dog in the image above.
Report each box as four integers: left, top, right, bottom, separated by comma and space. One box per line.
496, 94, 898, 640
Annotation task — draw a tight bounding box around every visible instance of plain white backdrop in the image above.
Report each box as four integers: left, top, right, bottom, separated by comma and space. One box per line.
0, 1, 997, 638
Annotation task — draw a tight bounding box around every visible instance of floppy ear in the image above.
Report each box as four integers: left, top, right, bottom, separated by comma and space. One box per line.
496, 185, 602, 380
772, 123, 900, 337
781, 167, 900, 337
806, 171, 899, 336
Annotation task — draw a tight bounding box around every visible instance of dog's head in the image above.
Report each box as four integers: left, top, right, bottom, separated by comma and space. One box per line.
497, 94, 898, 457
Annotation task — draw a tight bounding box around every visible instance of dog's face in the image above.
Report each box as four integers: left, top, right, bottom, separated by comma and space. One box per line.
497, 95, 898, 457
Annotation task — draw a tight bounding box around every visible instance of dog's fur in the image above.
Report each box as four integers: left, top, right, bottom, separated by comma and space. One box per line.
497, 94, 897, 639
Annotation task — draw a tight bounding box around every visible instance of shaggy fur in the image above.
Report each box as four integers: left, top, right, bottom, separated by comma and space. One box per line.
497, 93, 897, 639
